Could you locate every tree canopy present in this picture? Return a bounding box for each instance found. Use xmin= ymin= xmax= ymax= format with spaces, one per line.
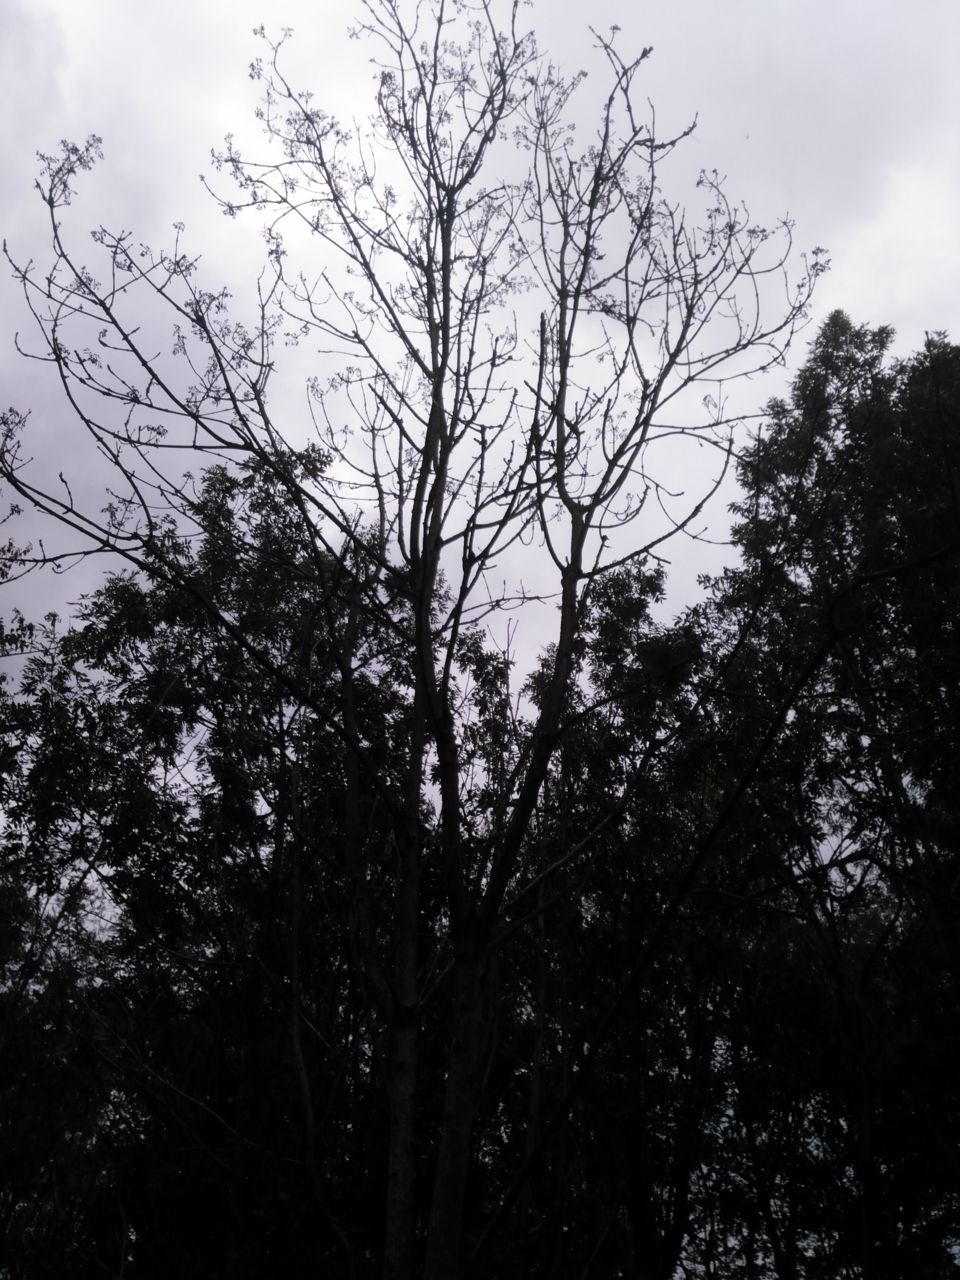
xmin=1 ymin=4 xmax=958 ymax=1278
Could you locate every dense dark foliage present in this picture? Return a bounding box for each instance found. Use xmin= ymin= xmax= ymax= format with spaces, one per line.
xmin=0 ymin=3 xmax=957 ymax=1276
xmin=3 ymin=315 xmax=959 ymax=1277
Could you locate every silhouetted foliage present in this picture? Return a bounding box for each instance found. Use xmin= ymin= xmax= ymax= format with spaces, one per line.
xmin=1 ymin=4 xmax=957 ymax=1277
xmin=3 ymin=315 xmax=960 ymax=1277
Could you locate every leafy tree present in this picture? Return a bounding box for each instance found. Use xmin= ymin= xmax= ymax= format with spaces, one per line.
xmin=4 ymin=296 xmax=960 ymax=1278
xmin=670 ymin=313 xmax=960 ymax=1277
xmin=0 ymin=4 xmax=822 ymax=1277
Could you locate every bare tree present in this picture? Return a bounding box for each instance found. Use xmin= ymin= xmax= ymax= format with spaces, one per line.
xmin=1 ymin=3 xmax=823 ymax=1276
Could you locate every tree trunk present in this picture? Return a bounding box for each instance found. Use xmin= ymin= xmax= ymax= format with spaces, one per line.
xmin=384 ymin=1005 xmax=418 ymax=1280
xmin=383 ymin=819 xmax=421 ymax=1280
xmin=423 ymin=952 xmax=486 ymax=1280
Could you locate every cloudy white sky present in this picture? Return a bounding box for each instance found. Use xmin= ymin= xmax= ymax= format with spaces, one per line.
xmin=2 ymin=0 xmax=959 ymax=621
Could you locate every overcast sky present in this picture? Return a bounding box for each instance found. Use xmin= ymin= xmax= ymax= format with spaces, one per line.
xmin=3 ymin=0 xmax=960 ymax=621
